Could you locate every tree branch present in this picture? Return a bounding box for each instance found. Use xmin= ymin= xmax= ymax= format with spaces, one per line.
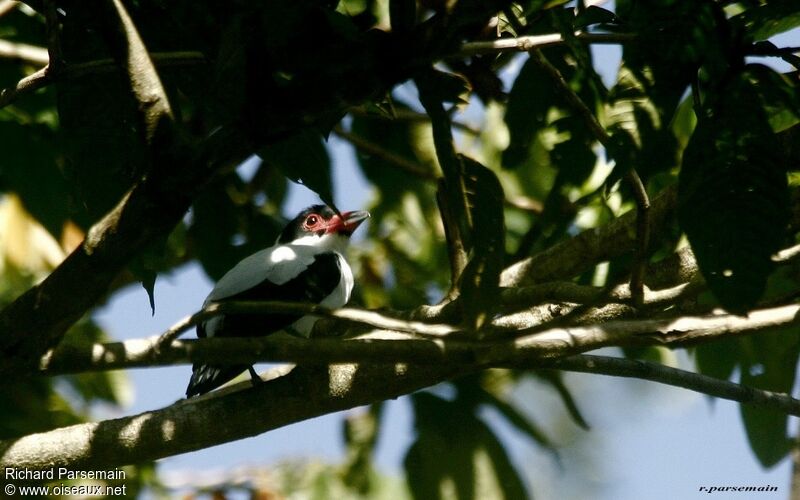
xmin=458 ymin=32 xmax=637 ymax=56
xmin=39 ymin=302 xmax=800 ymax=374
xmin=16 ymin=302 xmax=800 ymax=469
xmin=0 ymin=39 xmax=48 ymax=65
xmin=1 ymin=363 xmax=470 ymax=469
xmin=155 ymin=300 xmax=458 ymax=348
xmin=0 ymin=1 xmax=195 ymax=376
xmin=0 ymin=51 xmax=205 ymax=110
xmin=501 ymin=186 xmax=674 ymax=287
xmin=528 ymin=354 xmax=800 ymax=416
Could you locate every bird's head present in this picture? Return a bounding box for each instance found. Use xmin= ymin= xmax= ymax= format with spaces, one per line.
xmin=277 ymin=205 xmax=370 ymax=250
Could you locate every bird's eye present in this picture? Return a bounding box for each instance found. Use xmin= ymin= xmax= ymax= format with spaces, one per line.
xmin=305 ymin=215 xmax=319 ymax=226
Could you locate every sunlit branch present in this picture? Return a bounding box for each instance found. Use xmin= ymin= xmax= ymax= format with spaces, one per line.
xmin=0 ymin=38 xmax=48 ymax=64
xmin=40 ymin=302 xmax=800 ymax=375
xmin=458 ymin=32 xmax=636 ymax=57
xmin=154 ymin=300 xmax=458 ymax=348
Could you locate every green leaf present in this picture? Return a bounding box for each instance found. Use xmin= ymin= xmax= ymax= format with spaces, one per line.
xmin=573 ymin=5 xmax=618 ymax=29
xmin=473 ymin=384 xmax=557 ymax=451
xmin=458 ymin=156 xmax=506 ymax=331
xmin=615 ymin=0 xmax=721 ymax=108
xmin=678 ymin=66 xmax=790 ymax=312
xmin=415 ymin=69 xmax=472 ymax=107
xmin=350 ymin=103 xmax=437 ymax=219
xmin=0 ymin=122 xmax=70 ymax=238
xmin=538 ymin=370 xmax=590 ymax=430
xmin=189 ymin=177 xmax=283 ymax=280
xmin=502 ymin=53 xmax=560 ymax=169
xmin=744 ymin=64 xmax=800 ymax=133
xmin=342 ymin=403 xmax=383 ymax=494
xmin=731 ymin=1 xmax=800 ymax=41
xmin=606 ymin=66 xmax=680 ymax=181
xmin=694 ymin=337 xmax=740 ymax=382
xmin=259 ymin=129 xmax=334 ymax=208
xmin=739 ymin=327 xmax=800 ymax=467
xmin=404 ymin=392 xmax=528 ymax=500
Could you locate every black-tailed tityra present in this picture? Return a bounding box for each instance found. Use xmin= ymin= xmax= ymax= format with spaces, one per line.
xmin=185 ymin=205 xmax=369 ymax=397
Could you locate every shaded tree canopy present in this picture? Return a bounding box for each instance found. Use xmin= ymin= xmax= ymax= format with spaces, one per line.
xmin=1 ymin=0 xmax=800 ymax=497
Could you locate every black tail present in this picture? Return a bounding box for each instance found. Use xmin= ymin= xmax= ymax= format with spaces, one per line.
xmin=185 ymin=363 xmax=248 ymax=397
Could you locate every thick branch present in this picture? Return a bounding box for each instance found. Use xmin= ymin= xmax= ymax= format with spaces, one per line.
xmin=17 ymin=302 xmax=800 ymax=469
xmin=0 ymin=1 xmax=193 ymax=375
xmin=1 ymin=363 xmax=469 ymax=469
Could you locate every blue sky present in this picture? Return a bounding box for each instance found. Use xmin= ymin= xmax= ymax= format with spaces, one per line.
xmin=91 ymin=21 xmax=800 ymax=500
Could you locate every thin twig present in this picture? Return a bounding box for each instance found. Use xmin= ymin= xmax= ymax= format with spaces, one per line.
xmin=40 ymin=302 xmax=800 ymax=374
xmin=458 ymin=32 xmax=636 ymax=57
xmin=156 ymin=300 xmax=459 ymax=347
xmin=0 ymin=39 xmax=49 ymax=65
xmin=528 ymin=48 xmax=651 ymax=305
xmin=437 ymin=179 xmax=469 ymax=297
xmin=528 ymin=354 xmax=800 ymax=416
xmin=624 ymin=169 xmax=650 ymax=305
xmin=349 ymin=107 xmax=481 ymax=136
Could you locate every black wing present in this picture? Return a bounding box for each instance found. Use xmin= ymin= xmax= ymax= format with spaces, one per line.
xmin=186 ymin=252 xmax=342 ymax=397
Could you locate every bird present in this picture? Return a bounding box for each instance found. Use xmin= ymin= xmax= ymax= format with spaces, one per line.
xmin=185 ymin=204 xmax=369 ymax=397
